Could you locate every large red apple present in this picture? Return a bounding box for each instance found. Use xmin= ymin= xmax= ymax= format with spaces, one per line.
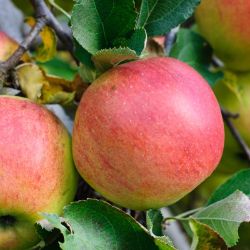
xmin=195 ymin=0 xmax=250 ymax=71
xmin=73 ymin=57 xmax=224 ymax=210
xmin=0 ymin=96 xmax=78 ymax=250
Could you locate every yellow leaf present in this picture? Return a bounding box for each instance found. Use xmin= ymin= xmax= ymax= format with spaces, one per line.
xmin=16 ymin=63 xmax=75 ymax=105
xmin=221 ymin=70 xmax=244 ymax=105
xmin=42 ymin=86 xmax=75 ymax=105
xmin=43 ymin=75 xmax=76 ymax=105
xmin=16 ymin=63 xmax=46 ymax=101
xmin=26 ymin=17 xmax=57 ymax=62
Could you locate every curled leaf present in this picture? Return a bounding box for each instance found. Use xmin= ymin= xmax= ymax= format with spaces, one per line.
xmin=219 ymin=70 xmax=244 ymax=104
xmin=16 ymin=63 xmax=76 ymax=105
xmin=189 ymin=220 xmax=228 ymax=250
xmin=38 ymin=199 xmax=175 ymax=250
xmin=193 ymin=191 xmax=250 ymax=247
xmin=26 ymin=17 xmax=57 ymax=62
xmin=92 ymin=47 xmax=138 ymax=72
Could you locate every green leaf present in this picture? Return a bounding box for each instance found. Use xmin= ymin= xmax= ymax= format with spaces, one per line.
xmin=92 ymin=47 xmax=138 ymax=72
xmin=74 ymin=40 xmax=97 ymax=83
xmin=136 ymin=0 xmax=200 ymax=36
xmin=125 ymin=28 xmax=147 ymax=55
xmin=38 ymin=56 xmax=77 ymax=81
xmin=189 ymin=63 xmax=223 ymax=87
xmin=170 ymin=28 xmax=223 ymax=86
xmin=39 ymin=199 xmax=174 ymax=250
xmin=74 ymin=40 xmax=94 ymax=68
xmin=35 ymin=223 xmax=62 ymax=250
xmin=154 ymin=237 xmax=176 ymax=250
xmin=170 ymin=29 xmax=212 ymax=65
xmin=71 ymin=0 xmax=137 ymax=54
xmin=146 ymin=210 xmax=176 ymax=249
xmin=208 ymin=169 xmax=250 ymax=205
xmin=217 ymin=70 xmax=244 ymax=104
xmin=78 ymin=63 xmax=97 ymax=83
xmin=146 ymin=209 xmax=164 ymax=236
xmin=193 ymin=191 xmax=250 ymax=247
xmin=189 ymin=220 xmax=228 ymax=250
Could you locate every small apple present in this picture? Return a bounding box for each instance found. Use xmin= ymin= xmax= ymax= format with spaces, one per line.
xmin=73 ymin=57 xmax=224 ymax=210
xmin=0 ymin=32 xmax=29 ymax=62
xmin=0 ymin=96 xmax=78 ymax=250
xmin=195 ymin=0 xmax=250 ymax=71
xmin=0 ymin=32 xmax=18 ymax=61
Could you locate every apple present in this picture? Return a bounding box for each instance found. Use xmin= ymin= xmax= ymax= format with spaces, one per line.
xmin=0 ymin=32 xmax=29 ymax=62
xmin=195 ymin=0 xmax=250 ymax=71
xmin=72 ymin=57 xmax=224 ymax=210
xmin=0 ymin=32 xmax=18 ymax=61
xmin=190 ymin=72 xmax=250 ymax=207
xmin=0 ymin=96 xmax=78 ymax=250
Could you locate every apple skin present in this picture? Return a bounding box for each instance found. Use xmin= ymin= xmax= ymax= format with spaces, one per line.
xmin=73 ymin=57 xmax=224 ymax=210
xmin=0 ymin=32 xmax=18 ymax=61
xmin=191 ymin=72 xmax=250 ymax=207
xmin=195 ymin=0 xmax=250 ymax=71
xmin=0 ymin=32 xmax=29 ymax=62
xmin=0 ymin=96 xmax=78 ymax=250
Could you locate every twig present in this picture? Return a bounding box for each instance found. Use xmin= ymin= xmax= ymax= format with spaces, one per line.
xmin=221 ymin=107 xmax=250 ymax=161
xmin=0 ymin=17 xmax=46 ymax=73
xmin=0 ymin=0 xmax=75 ymax=76
xmin=31 ymin=0 xmax=74 ymax=56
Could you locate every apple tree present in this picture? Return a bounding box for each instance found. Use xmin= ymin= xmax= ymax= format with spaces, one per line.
xmin=0 ymin=0 xmax=250 ymax=249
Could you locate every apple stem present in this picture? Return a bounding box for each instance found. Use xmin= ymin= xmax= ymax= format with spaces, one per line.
xmin=221 ymin=107 xmax=250 ymax=162
xmin=0 ymin=0 xmax=75 ymax=77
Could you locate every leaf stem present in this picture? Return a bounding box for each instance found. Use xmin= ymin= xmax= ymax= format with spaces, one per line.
xmin=48 ymin=0 xmax=71 ymax=20
xmin=163 ymin=207 xmax=202 ymax=224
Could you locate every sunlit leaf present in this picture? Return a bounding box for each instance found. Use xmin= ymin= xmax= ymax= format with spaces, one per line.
xmin=26 ymin=17 xmax=57 ymax=62
xmin=92 ymin=47 xmax=138 ymax=72
xmin=16 ymin=63 xmax=76 ymax=105
xmin=38 ymin=199 xmax=175 ymax=250
xmin=193 ymin=191 xmax=250 ymax=247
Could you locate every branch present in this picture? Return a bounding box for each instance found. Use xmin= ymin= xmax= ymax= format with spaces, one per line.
xmin=0 ymin=0 xmax=75 ymax=75
xmin=31 ymin=0 xmax=74 ymax=56
xmin=221 ymin=107 xmax=250 ymax=161
xmin=0 ymin=17 xmax=46 ymax=73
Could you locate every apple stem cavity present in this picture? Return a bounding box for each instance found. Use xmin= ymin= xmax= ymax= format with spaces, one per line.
xmin=0 ymin=215 xmax=17 ymax=228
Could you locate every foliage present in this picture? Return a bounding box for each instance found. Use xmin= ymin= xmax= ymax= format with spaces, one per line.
xmin=38 ymin=200 xmax=175 ymax=250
